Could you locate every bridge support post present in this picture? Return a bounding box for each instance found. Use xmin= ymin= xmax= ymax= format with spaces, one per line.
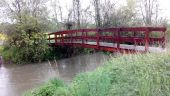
xmin=145 ymin=29 xmax=150 ymax=52
xmin=70 ymin=31 xmax=73 ymax=45
xmin=133 ymin=31 xmax=137 ymax=50
xmin=162 ymin=30 xmax=166 ymax=48
xmin=117 ymin=28 xmax=120 ymax=51
xmin=61 ymin=34 xmax=64 ymax=46
xmin=55 ymin=34 xmax=57 ymax=46
xmin=82 ymin=29 xmax=85 ymax=47
xmin=48 ymin=34 xmax=50 ymax=44
xmin=97 ymin=29 xmax=100 ymax=49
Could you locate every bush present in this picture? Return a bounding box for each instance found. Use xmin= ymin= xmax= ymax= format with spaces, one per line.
xmin=1 ymin=16 xmax=51 ymax=64
xmin=25 ymin=78 xmax=65 ymax=96
xmin=2 ymin=33 xmax=49 ymax=63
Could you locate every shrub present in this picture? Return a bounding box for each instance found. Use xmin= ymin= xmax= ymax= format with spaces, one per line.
xmin=25 ymin=78 xmax=65 ymax=96
xmin=1 ymin=16 xmax=51 ymax=64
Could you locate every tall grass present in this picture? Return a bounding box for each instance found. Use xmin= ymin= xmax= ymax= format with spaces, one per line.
xmin=25 ymin=52 xmax=170 ymax=96
xmin=25 ymin=78 xmax=66 ymax=96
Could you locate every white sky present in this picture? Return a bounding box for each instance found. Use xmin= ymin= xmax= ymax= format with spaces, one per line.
xmin=0 ymin=0 xmax=170 ymax=23
xmin=52 ymin=0 xmax=170 ymax=21
xmin=159 ymin=0 xmax=170 ymax=20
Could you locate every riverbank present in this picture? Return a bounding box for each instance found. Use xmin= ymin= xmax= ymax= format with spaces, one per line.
xmin=25 ymin=52 xmax=170 ymax=96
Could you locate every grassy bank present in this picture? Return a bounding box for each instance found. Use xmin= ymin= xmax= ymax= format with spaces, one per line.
xmin=25 ymin=52 xmax=170 ymax=96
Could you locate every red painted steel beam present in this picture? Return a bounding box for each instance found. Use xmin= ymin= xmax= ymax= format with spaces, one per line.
xmin=49 ymin=27 xmax=166 ymax=35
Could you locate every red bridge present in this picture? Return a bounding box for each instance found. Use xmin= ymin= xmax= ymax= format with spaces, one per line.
xmin=48 ymin=27 xmax=166 ymax=53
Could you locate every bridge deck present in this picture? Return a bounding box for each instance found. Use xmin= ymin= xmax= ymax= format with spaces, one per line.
xmin=52 ymin=41 xmax=165 ymax=53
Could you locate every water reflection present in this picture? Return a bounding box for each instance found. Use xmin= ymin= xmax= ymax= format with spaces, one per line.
xmin=0 ymin=53 xmax=110 ymax=96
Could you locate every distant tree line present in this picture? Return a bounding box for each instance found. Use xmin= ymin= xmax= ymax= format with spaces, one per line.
xmin=0 ymin=0 xmax=168 ymax=31
xmin=49 ymin=0 xmax=167 ymax=30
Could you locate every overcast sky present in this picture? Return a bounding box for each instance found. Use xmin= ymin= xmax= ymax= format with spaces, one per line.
xmin=159 ymin=0 xmax=170 ymax=20
xmin=0 ymin=0 xmax=170 ymax=23
xmin=51 ymin=0 xmax=170 ymax=21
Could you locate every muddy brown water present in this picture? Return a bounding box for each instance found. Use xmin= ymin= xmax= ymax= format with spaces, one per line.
xmin=0 ymin=53 xmax=110 ymax=96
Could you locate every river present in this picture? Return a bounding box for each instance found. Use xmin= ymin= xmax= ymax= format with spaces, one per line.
xmin=0 ymin=53 xmax=110 ymax=96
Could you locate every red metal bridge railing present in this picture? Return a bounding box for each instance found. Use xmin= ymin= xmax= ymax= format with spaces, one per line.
xmin=47 ymin=27 xmax=166 ymax=53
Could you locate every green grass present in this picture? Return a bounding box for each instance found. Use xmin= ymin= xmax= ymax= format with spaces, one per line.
xmin=25 ymin=52 xmax=170 ymax=96
xmin=25 ymin=78 xmax=67 ymax=96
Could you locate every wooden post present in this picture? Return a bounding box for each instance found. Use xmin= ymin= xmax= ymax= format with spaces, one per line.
xmin=70 ymin=32 xmax=73 ymax=45
xmin=85 ymin=30 xmax=88 ymax=43
xmin=133 ymin=31 xmax=137 ymax=37
xmin=133 ymin=31 xmax=137 ymax=49
xmin=82 ymin=29 xmax=84 ymax=47
xmin=55 ymin=34 xmax=57 ymax=46
xmin=117 ymin=28 xmax=120 ymax=50
xmin=162 ymin=31 xmax=166 ymax=48
xmin=75 ymin=30 xmax=78 ymax=42
xmin=61 ymin=34 xmax=64 ymax=46
xmin=145 ymin=29 xmax=150 ymax=52
xmin=112 ymin=29 xmax=116 ymax=47
xmin=97 ymin=29 xmax=100 ymax=49
xmin=48 ymin=34 xmax=50 ymax=44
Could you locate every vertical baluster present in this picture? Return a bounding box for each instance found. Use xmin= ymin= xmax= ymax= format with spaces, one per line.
xmin=162 ymin=30 xmax=166 ymax=48
xmin=70 ymin=31 xmax=73 ymax=45
xmin=97 ymin=29 xmax=100 ymax=49
xmin=117 ymin=28 xmax=120 ymax=51
xmin=145 ymin=28 xmax=150 ymax=52
xmin=75 ymin=31 xmax=77 ymax=42
xmin=133 ymin=31 xmax=137 ymax=49
xmin=113 ymin=29 xmax=116 ymax=48
xmin=86 ymin=30 xmax=88 ymax=43
xmin=55 ymin=34 xmax=57 ymax=46
xmin=82 ymin=29 xmax=84 ymax=47
xmin=61 ymin=34 xmax=64 ymax=46
xmin=48 ymin=34 xmax=50 ymax=44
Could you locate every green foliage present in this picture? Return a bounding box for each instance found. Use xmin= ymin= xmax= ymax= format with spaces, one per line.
xmin=3 ymin=33 xmax=49 ymax=63
xmin=54 ymin=87 xmax=69 ymax=96
xmin=1 ymin=46 xmax=15 ymax=62
xmin=167 ymin=26 xmax=170 ymax=40
xmin=104 ymin=53 xmax=170 ymax=96
xmin=1 ymin=16 xmax=51 ymax=64
xmin=26 ymin=52 xmax=170 ymax=96
xmin=0 ymin=46 xmax=4 ymax=53
xmin=25 ymin=78 xmax=65 ymax=96
xmin=71 ymin=71 xmax=111 ymax=96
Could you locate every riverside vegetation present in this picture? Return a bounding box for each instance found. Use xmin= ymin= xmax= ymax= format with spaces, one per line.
xmin=0 ymin=15 xmax=95 ymax=64
xmin=25 ymin=51 xmax=170 ymax=96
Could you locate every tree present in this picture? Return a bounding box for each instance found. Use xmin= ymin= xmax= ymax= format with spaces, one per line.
xmin=73 ymin=0 xmax=81 ymax=29
xmin=0 ymin=0 xmax=51 ymax=63
xmin=138 ymin=0 xmax=163 ymax=26
xmin=98 ymin=0 xmax=136 ymax=27
xmin=100 ymin=0 xmax=116 ymax=28
xmin=93 ymin=0 xmax=102 ymax=28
